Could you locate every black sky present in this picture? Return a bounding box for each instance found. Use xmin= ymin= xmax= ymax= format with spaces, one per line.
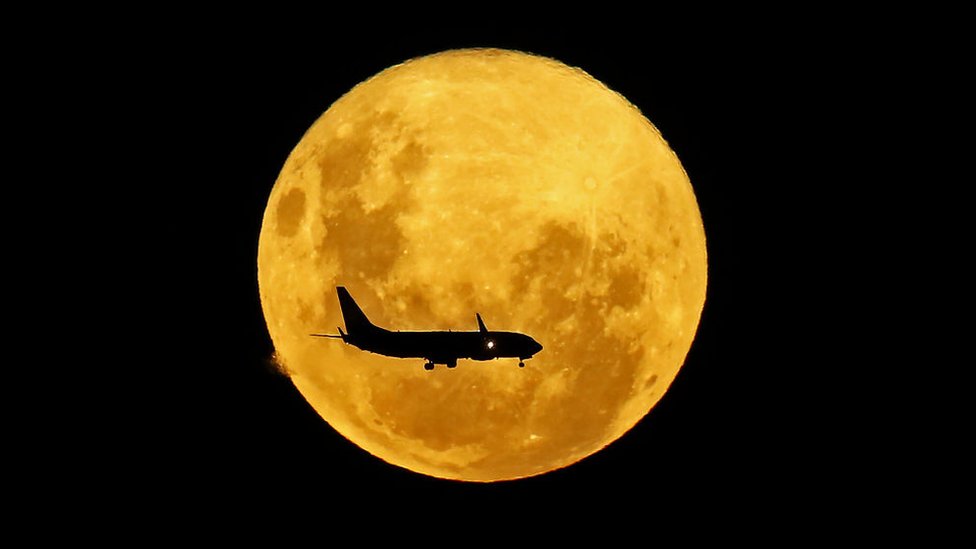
xmin=83 ymin=20 xmax=884 ymax=528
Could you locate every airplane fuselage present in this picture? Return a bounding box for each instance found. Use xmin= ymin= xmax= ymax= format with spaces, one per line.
xmin=345 ymin=327 xmax=540 ymax=366
xmin=313 ymin=287 xmax=543 ymax=370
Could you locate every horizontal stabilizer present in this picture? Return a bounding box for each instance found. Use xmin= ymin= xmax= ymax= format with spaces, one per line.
xmin=310 ymin=326 xmax=346 ymax=341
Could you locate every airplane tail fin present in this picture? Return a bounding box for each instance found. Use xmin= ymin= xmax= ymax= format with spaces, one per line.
xmin=337 ymin=286 xmax=376 ymax=335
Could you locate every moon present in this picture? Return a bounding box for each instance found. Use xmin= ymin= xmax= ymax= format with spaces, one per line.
xmin=257 ymin=49 xmax=706 ymax=481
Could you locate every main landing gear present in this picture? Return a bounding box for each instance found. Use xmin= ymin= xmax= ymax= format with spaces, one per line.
xmin=424 ymin=361 xmax=435 ymax=371
xmin=519 ymin=360 xmax=525 ymax=368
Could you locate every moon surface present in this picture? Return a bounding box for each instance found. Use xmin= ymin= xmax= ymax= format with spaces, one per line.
xmin=257 ymin=49 xmax=706 ymax=481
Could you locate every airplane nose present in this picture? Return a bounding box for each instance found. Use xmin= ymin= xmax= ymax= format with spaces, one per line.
xmin=532 ymin=340 xmax=543 ymax=354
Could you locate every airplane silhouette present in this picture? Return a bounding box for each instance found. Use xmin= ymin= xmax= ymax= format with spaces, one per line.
xmin=312 ymin=286 xmax=543 ymax=370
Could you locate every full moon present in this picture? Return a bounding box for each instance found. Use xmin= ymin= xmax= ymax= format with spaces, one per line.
xmin=257 ymin=49 xmax=706 ymax=481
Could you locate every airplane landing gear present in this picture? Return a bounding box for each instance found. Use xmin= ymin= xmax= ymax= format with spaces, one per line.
xmin=424 ymin=361 xmax=435 ymax=371
xmin=519 ymin=360 xmax=525 ymax=368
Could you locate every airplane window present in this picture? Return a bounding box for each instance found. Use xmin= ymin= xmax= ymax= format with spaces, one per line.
xmin=487 ymin=340 xmax=495 ymax=349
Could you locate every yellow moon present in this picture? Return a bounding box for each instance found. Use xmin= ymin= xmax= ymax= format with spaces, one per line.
xmin=257 ymin=49 xmax=706 ymax=481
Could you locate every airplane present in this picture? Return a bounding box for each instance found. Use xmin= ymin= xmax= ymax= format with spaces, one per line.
xmin=312 ymin=286 xmax=543 ymax=370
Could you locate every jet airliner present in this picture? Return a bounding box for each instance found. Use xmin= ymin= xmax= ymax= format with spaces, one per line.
xmin=312 ymin=286 xmax=543 ymax=370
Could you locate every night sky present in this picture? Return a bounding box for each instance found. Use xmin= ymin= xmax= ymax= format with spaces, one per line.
xmin=93 ymin=21 xmax=869 ymax=527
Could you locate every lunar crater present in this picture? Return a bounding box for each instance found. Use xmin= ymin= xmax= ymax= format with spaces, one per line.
xmin=275 ymin=188 xmax=306 ymax=237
